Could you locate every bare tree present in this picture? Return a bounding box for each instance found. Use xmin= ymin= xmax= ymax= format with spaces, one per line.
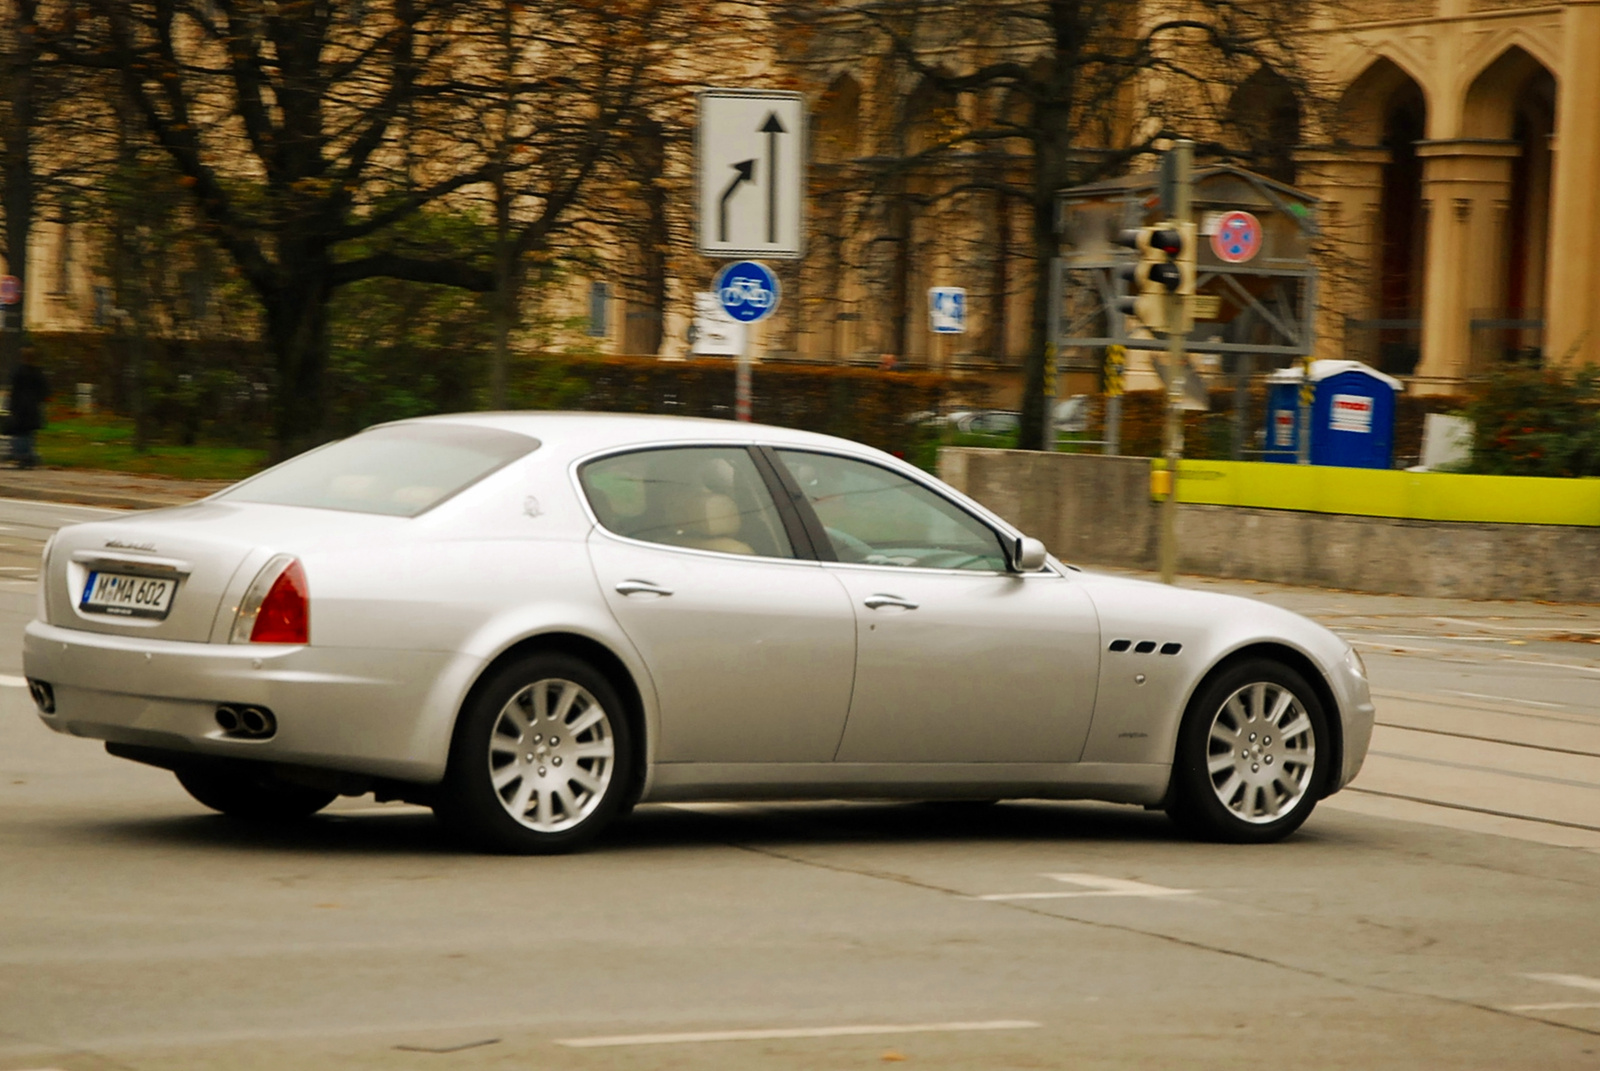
xmin=444 ymin=1 xmax=749 ymax=405
xmin=777 ymin=0 xmax=1325 ymax=449
xmin=49 ymin=1 xmax=495 ymax=455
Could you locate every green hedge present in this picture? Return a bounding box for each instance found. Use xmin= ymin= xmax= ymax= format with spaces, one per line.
xmin=512 ymin=354 xmax=971 ymax=463
xmin=26 ymin=333 xmax=970 ymax=464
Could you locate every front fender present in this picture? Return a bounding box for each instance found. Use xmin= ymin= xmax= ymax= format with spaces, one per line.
xmin=1074 ymin=575 xmax=1363 ymax=781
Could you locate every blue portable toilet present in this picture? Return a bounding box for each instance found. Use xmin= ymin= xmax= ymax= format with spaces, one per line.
xmin=1263 ymin=360 xmax=1402 ymax=468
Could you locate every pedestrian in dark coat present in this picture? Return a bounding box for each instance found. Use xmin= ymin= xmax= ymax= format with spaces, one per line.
xmin=8 ymin=346 xmax=50 ymax=469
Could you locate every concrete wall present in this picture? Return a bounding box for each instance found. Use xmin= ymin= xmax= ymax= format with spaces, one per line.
xmin=940 ymin=448 xmax=1600 ymax=603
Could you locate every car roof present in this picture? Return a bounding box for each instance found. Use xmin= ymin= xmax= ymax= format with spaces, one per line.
xmin=388 ymin=411 xmax=893 ymax=462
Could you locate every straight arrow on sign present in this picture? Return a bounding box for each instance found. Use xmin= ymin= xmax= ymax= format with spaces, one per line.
xmin=760 ymin=112 xmax=786 ymax=244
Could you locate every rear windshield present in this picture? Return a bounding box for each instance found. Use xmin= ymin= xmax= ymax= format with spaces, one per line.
xmin=219 ymin=424 xmax=539 ymax=517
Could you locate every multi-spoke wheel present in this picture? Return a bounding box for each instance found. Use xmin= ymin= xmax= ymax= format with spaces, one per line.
xmin=436 ymin=652 xmax=635 ymax=854
xmin=1167 ymin=658 xmax=1330 ymax=843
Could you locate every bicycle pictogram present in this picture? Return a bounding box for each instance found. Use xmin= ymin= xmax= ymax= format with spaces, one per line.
xmin=719 ymin=276 xmax=774 ymax=310
xmin=715 ymin=261 xmax=781 ymax=323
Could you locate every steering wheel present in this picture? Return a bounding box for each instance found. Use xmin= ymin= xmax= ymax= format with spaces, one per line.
xmin=824 ymin=527 xmax=875 ymax=563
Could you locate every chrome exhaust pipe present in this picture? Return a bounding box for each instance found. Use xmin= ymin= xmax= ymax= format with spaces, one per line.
xmin=215 ymin=705 xmax=242 ymax=733
xmin=27 ymin=679 xmax=55 ymax=715
xmin=238 ymin=706 xmax=275 ymax=738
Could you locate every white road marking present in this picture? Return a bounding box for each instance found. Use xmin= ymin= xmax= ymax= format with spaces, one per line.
xmin=556 ymin=1020 xmax=1040 ymax=1048
xmin=1506 ymin=658 xmax=1600 ymax=676
xmin=1347 ymin=638 xmax=1441 ymax=654
xmin=0 ymin=674 xmax=29 ymax=688
xmin=324 ymin=804 xmax=433 ymax=818
xmin=976 ymin=873 xmax=1194 ymax=902
xmin=1443 ymin=690 xmax=1568 ymax=710
xmin=1431 ymin=617 xmax=1580 ymax=633
xmin=1523 ymin=972 xmax=1600 ymax=994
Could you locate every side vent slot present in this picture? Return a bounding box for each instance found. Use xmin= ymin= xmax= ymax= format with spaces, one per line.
xmin=1159 ymin=642 xmax=1183 ymax=656
xmin=1108 ymin=639 xmax=1132 ymax=652
xmin=1133 ymin=641 xmax=1157 ymax=654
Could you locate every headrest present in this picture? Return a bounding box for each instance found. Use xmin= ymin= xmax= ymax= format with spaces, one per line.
xmin=697 ymin=493 xmax=741 ymax=537
xmin=698 ymin=457 xmax=737 ymax=495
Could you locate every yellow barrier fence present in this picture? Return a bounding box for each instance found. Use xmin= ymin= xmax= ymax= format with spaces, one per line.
xmin=1158 ymin=460 xmax=1600 ymax=527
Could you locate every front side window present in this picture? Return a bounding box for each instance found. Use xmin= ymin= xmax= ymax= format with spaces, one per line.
xmin=777 ymin=450 xmax=1007 ymax=571
xmin=219 ymin=424 xmax=539 ymax=517
xmin=580 ymin=446 xmax=794 ymax=559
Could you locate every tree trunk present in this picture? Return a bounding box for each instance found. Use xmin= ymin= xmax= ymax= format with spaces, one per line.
xmin=1020 ymin=46 xmax=1079 ymax=451
xmin=264 ymin=268 xmax=333 ymax=460
xmin=490 ymin=168 xmax=513 ymax=410
xmin=0 ymin=2 xmax=38 ymax=381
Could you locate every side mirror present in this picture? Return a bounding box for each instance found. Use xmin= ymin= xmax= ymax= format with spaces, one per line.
xmin=1010 ymin=536 xmax=1048 ymax=573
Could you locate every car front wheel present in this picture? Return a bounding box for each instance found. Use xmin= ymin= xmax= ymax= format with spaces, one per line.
xmin=435 ymin=652 xmax=634 ymax=854
xmin=1167 ymin=658 xmax=1330 ymax=843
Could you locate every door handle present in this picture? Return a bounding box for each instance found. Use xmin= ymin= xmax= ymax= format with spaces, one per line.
xmin=863 ymin=593 xmax=919 ymax=611
xmin=615 ymin=579 xmax=673 ymax=598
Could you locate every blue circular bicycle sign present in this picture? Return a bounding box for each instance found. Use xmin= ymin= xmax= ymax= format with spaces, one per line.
xmin=715 ymin=260 xmax=780 ymax=323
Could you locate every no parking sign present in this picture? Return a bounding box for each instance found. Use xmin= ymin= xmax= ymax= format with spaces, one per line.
xmin=1209 ymin=211 xmax=1262 ymax=264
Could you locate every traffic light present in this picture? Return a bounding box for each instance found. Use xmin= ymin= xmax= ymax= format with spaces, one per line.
xmin=1114 ymin=222 xmax=1197 ymax=333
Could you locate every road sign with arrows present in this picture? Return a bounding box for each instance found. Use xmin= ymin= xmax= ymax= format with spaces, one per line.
xmin=697 ymin=89 xmax=805 ymax=259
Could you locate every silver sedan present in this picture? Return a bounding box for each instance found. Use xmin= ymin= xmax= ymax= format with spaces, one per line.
xmin=23 ymin=413 xmax=1374 ymax=852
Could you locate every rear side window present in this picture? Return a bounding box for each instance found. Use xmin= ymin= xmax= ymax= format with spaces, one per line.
xmin=580 ymin=446 xmax=794 ymax=559
xmin=219 ymin=424 xmax=539 ymax=517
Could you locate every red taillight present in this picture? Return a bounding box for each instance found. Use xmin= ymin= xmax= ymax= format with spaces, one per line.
xmin=250 ymin=559 xmax=309 ymax=644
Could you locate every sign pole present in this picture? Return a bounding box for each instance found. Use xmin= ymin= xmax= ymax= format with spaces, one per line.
xmin=1297 ymin=357 xmax=1314 ymax=464
xmin=1103 ymin=345 xmax=1125 ymax=456
xmin=1159 ymin=140 xmax=1194 ymax=586
xmin=714 ymin=260 xmax=779 ymax=422
xmin=736 ymin=327 xmax=753 ymax=422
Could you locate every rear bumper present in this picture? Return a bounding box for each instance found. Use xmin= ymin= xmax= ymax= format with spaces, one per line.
xmin=23 ymin=620 xmax=483 ymax=783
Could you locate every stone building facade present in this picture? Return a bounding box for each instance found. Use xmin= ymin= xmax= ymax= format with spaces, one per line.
xmin=9 ymin=1 xmax=1600 ymax=403
xmin=765 ymin=0 xmax=1600 ymax=400
xmin=1298 ymin=0 xmax=1600 ymax=390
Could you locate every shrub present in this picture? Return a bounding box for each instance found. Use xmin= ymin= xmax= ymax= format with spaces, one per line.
xmin=1464 ymin=364 xmax=1600 ymax=477
xmin=511 ymin=354 xmax=966 ymax=464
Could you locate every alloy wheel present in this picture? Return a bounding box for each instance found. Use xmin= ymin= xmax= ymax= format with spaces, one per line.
xmin=1204 ymin=680 xmax=1317 ymax=824
xmin=487 ymin=678 xmax=616 ymax=832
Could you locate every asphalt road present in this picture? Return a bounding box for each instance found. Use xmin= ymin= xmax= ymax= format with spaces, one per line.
xmin=1 ymin=499 xmax=1597 ymax=1070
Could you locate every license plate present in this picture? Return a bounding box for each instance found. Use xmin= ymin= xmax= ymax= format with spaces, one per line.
xmin=80 ymin=571 xmax=177 ymax=619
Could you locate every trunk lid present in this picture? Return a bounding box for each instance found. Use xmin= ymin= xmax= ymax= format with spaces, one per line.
xmin=43 ymin=501 xmax=410 ymax=643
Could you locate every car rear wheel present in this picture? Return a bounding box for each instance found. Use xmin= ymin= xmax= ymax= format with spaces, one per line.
xmin=435 ymin=652 xmax=634 ymax=854
xmin=1167 ymin=658 xmax=1329 ymax=843
xmin=175 ymin=765 xmax=337 ymax=821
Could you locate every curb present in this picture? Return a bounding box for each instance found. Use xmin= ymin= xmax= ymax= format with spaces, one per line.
xmin=0 ymin=483 xmax=203 ymax=510
xmin=0 ymin=470 xmax=231 ymax=511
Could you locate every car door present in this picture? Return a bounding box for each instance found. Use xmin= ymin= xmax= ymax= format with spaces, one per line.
xmin=772 ymin=448 xmax=1101 ymax=764
xmin=581 ymin=444 xmax=856 ymax=764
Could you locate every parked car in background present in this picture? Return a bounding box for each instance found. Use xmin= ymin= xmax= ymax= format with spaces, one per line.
xmin=24 ymin=413 xmax=1373 ymax=853
xmin=954 ymin=410 xmax=1021 ymax=434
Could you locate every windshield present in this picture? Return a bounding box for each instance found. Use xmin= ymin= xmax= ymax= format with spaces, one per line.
xmin=218 ymin=424 xmax=539 ymax=517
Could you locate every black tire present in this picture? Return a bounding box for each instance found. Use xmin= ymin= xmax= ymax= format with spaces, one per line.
xmin=434 ymin=652 xmax=635 ymax=854
xmin=176 ymin=764 xmax=337 ymax=821
xmin=1166 ymin=658 xmax=1330 ymax=844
